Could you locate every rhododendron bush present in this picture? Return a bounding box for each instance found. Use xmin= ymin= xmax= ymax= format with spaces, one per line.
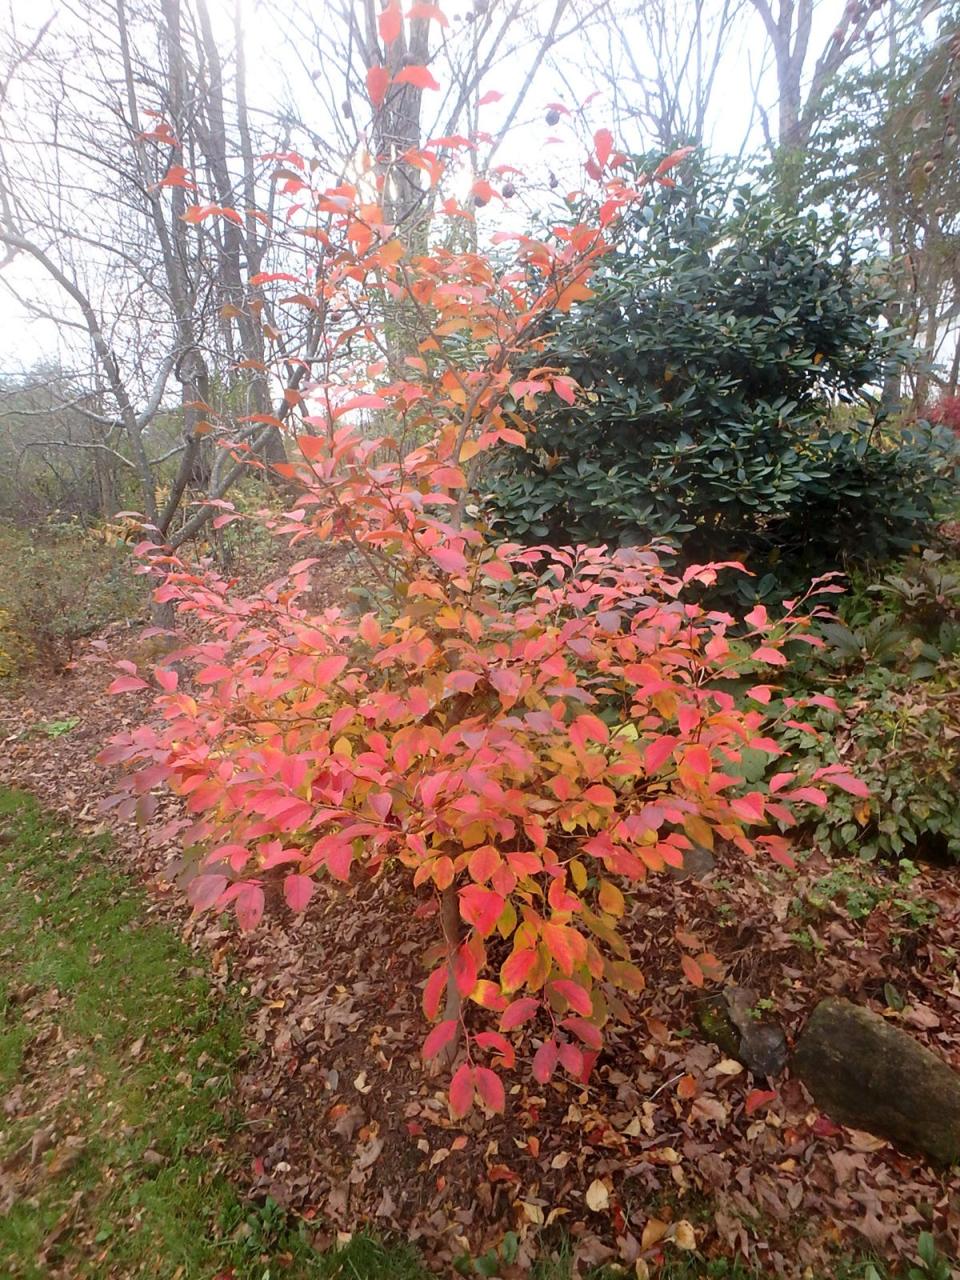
xmin=99 ymin=74 xmax=861 ymax=1117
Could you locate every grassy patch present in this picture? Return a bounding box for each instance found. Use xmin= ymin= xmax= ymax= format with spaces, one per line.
xmin=0 ymin=788 xmax=428 ymax=1279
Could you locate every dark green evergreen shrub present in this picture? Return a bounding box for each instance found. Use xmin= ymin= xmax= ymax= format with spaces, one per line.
xmin=489 ymin=175 xmax=958 ymax=602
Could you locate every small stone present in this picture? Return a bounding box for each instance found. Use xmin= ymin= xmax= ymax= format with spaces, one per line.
xmin=667 ymin=844 xmax=716 ymax=881
xmin=794 ymin=998 xmax=960 ymax=1164
xmin=141 ymin=1148 xmax=165 ymax=1167
xmin=698 ymin=986 xmax=787 ymax=1078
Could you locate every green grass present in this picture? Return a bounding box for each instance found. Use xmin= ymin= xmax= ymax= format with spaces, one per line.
xmin=0 ymin=788 xmax=430 ymax=1279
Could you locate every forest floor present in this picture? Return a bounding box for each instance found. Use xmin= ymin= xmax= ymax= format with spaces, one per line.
xmin=0 ymin=604 xmax=958 ymax=1279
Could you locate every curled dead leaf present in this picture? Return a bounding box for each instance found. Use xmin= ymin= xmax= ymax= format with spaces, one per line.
xmin=670 ymin=1220 xmax=697 ymax=1251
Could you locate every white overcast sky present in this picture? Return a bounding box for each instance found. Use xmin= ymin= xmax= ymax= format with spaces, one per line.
xmin=0 ymin=0 xmax=841 ymax=374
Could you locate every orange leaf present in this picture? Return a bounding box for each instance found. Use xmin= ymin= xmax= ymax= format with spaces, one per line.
xmin=394 ymin=64 xmax=440 ymax=91
xmin=378 ymin=2 xmax=402 ymax=43
xmin=501 ymin=947 xmax=537 ymax=992
xmin=366 ymin=65 xmax=390 ymax=107
xmin=681 ymin=954 xmax=704 ymax=987
xmin=677 ymin=1074 xmax=699 ymax=1100
xmin=594 ymin=128 xmax=613 ymax=168
xmin=407 ymin=2 xmax=448 ymax=23
xmin=745 ymin=1088 xmax=777 ymax=1116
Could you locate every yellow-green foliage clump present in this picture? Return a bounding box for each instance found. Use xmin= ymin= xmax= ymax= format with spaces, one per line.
xmin=0 ymin=522 xmax=146 ymax=674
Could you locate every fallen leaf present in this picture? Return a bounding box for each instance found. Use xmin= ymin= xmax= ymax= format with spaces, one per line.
xmin=641 ymin=1218 xmax=668 ymax=1249
xmin=671 ymin=1220 xmax=697 ymax=1251
xmin=585 ymin=1178 xmax=610 ymax=1212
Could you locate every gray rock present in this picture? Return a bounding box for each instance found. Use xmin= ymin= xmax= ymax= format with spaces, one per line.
xmin=698 ymin=986 xmax=788 ymax=1078
xmin=667 ymin=844 xmax=716 ymax=881
xmin=793 ymin=998 xmax=960 ymax=1164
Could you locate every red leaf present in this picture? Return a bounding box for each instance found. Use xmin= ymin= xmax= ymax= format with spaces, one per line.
xmin=819 ymin=770 xmax=870 ymax=798
xmin=478 ymin=89 xmax=503 ymax=106
xmin=188 ymin=874 xmax=228 ymax=913
xmin=449 ymin=1063 xmax=474 ymax=1117
xmin=108 ymin=675 xmax=149 ymax=694
xmin=458 ymin=885 xmax=505 ymax=936
xmin=394 ymin=65 xmax=440 ymax=91
xmin=422 ymin=1018 xmax=458 ymax=1061
xmin=745 ymin=1088 xmax=777 ymax=1117
xmin=235 ymin=883 xmax=265 ymax=931
xmin=532 ymin=1038 xmax=558 ymax=1084
xmin=429 ymin=546 xmax=468 ymax=574
xmin=366 ymin=65 xmax=390 ymax=107
xmin=422 ymin=965 xmax=447 ymax=1019
xmin=558 ymin=1041 xmax=584 ymax=1078
xmin=335 ymin=393 xmax=389 ymax=414
xmin=315 ymin=654 xmax=348 ymax=684
xmin=500 ymin=996 xmax=539 ymax=1030
xmin=552 ymin=375 xmax=578 ymax=405
xmin=644 ymin=735 xmax=677 ymax=773
xmin=283 ymin=874 xmax=314 ymax=912
xmin=752 ymin=645 xmax=787 ymax=666
xmin=549 ymin=979 xmax=593 ymax=1017
xmin=378 ymin=2 xmax=402 ymax=43
xmin=561 ymin=1016 xmax=602 ymax=1050
xmin=325 ymin=841 xmax=353 ymax=881
xmin=474 ymin=1030 xmax=514 ymax=1066
xmin=789 ymin=786 xmax=829 ymax=808
xmin=569 ymin=713 xmax=609 ymax=750
xmin=474 ymin=1066 xmax=505 ymax=1112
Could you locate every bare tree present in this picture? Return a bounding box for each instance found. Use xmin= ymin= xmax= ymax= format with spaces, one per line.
xmin=0 ymin=0 xmax=303 ymax=557
xmin=748 ymin=0 xmax=888 ymax=157
xmin=581 ymin=0 xmax=747 ymax=155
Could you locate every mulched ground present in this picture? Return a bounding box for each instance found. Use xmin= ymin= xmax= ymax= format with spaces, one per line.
xmin=2 ymin=585 xmax=959 ymax=1277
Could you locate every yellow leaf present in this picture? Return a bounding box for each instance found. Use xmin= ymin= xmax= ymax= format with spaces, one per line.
xmin=585 ymin=1179 xmax=609 ymax=1212
xmin=569 ymin=859 xmax=588 ymax=891
xmin=598 ymin=879 xmax=625 ymax=918
xmin=671 ymin=1220 xmax=697 ymax=1251
xmin=333 ymin=736 xmax=353 ymax=757
xmin=641 ymin=1218 xmax=669 ymax=1248
xmin=653 ymin=690 xmax=677 ymax=719
xmin=682 ymin=814 xmax=714 ymax=849
xmin=497 ymin=898 xmax=517 ymax=940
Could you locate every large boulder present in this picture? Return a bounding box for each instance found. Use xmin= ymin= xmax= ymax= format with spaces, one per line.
xmin=793 ymin=998 xmax=960 ymax=1164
